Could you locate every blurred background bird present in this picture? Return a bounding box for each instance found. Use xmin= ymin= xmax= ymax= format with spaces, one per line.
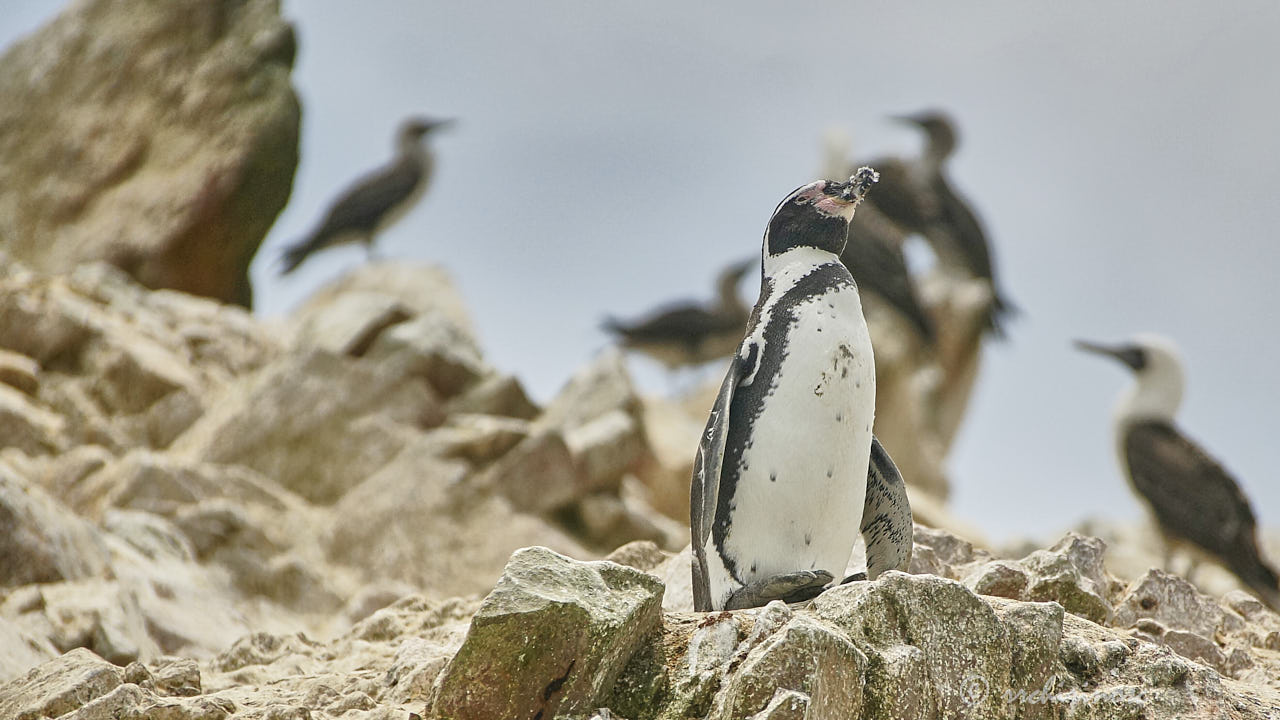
xmin=1077 ymin=335 xmax=1280 ymax=609
xmin=603 ymin=257 xmax=755 ymax=382
xmin=279 ymin=116 xmax=451 ymax=275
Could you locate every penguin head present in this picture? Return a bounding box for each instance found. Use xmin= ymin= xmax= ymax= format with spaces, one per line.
xmin=765 ymin=169 xmax=878 ymax=259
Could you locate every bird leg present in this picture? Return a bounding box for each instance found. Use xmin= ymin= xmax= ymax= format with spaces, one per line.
xmin=723 ymin=570 xmax=834 ymax=610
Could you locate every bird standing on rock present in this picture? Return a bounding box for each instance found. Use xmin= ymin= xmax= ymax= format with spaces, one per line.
xmin=279 ymin=116 xmax=451 ymax=275
xmin=691 ymin=168 xmax=913 ymax=612
xmin=603 ymin=258 xmax=754 ymax=373
xmin=891 ymin=110 xmax=1015 ymax=336
xmin=1077 ymin=335 xmax=1280 ymax=609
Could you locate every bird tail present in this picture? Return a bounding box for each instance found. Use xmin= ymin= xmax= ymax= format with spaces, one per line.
xmin=1233 ymin=554 xmax=1280 ymax=612
xmin=984 ymin=288 xmax=1019 ymax=339
xmin=278 ymin=237 xmax=316 ymax=276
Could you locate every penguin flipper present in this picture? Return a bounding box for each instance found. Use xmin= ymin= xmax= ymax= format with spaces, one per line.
xmin=861 ymin=435 xmax=914 ymax=579
xmin=690 ymin=345 xmax=748 ymax=611
xmin=723 ymin=570 xmax=834 ymax=610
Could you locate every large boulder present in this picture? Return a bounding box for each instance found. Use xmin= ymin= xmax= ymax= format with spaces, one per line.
xmin=0 ymin=0 xmax=300 ymax=307
xmin=0 ymin=648 xmax=123 ymax=720
xmin=431 ymin=546 xmax=665 ymax=720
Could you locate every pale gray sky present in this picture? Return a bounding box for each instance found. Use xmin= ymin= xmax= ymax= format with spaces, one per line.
xmin=4 ymin=2 xmax=1279 ymax=543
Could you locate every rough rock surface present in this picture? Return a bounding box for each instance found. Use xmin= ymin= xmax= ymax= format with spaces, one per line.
xmin=0 ymin=0 xmax=300 ymax=307
xmin=1 ymin=17 xmax=1278 ymax=709
xmin=432 ymin=547 xmax=664 ymax=719
xmin=0 ymin=250 xmax=688 ymax=698
xmin=0 ymin=242 xmax=1278 ymax=718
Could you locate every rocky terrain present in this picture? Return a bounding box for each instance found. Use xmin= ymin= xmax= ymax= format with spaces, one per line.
xmin=3 ymin=1 xmax=1280 ymax=718
xmin=1 ymin=253 xmax=1279 ymax=719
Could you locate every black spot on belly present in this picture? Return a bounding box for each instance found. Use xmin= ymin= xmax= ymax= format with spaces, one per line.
xmin=804 ymin=533 xmax=812 ymax=546
xmin=770 ymin=471 xmax=777 ymax=483
xmin=826 ymin=468 xmax=833 ymax=478
xmin=841 ymin=368 xmax=848 ymax=379
xmin=835 ymin=413 xmax=843 ymax=422
xmin=750 ymin=562 xmax=758 ymax=573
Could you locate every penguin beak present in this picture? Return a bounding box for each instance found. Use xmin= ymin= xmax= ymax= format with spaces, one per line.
xmin=835 ymin=167 xmax=879 ymax=202
xmin=1073 ymin=339 xmax=1144 ymax=371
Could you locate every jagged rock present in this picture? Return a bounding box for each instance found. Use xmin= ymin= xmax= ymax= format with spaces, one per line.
xmin=0 ymin=647 xmax=123 ymax=720
xmin=293 ymin=262 xmax=476 ymax=340
xmin=660 ymin=546 xmax=697 ymax=613
xmin=210 ymin=632 xmax=322 ymax=674
xmin=540 ymin=348 xmax=639 ymax=434
xmin=431 ymin=546 xmax=665 ymax=720
xmin=1111 ymin=568 xmax=1254 ymax=676
xmin=0 ymin=464 xmax=111 ymax=588
xmin=446 ymin=373 xmax=540 ymax=420
xmin=0 ymin=616 xmax=59 ymax=685
xmin=152 ymin=657 xmax=202 ymax=697
xmin=812 ymin=572 xmax=1014 ymax=718
xmin=422 ymin=413 xmax=530 ymax=464
xmin=1114 ymin=568 xmax=1238 ymax=640
xmin=289 ymin=290 xmax=413 ymax=357
xmin=606 ymin=541 xmax=670 ymax=575
xmin=565 ymin=408 xmax=646 ymax=494
xmin=957 ymin=533 xmax=1115 ymax=625
xmin=365 ymin=312 xmax=488 ymax=399
xmin=0 ymin=348 xmax=39 ymax=395
xmin=480 ymin=427 xmax=584 ymax=513
xmin=0 ymin=384 xmax=66 ymax=455
xmin=569 ymin=478 xmax=685 ymax=552
xmin=715 ymin=615 xmax=866 ymax=719
xmin=0 ymin=0 xmax=299 ymax=307
xmin=1016 ymin=533 xmax=1114 ymax=624
xmin=745 ymin=689 xmax=810 ymax=720
xmin=57 ymin=682 xmax=235 ymax=720
xmin=325 ymin=442 xmax=591 ymax=596
xmin=171 ymin=349 xmax=440 ymax=504
xmin=633 ymin=392 xmax=705 ymax=523
xmin=70 ymin=449 xmax=295 ymax=523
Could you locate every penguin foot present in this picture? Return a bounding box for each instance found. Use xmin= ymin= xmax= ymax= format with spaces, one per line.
xmin=724 ymin=570 xmax=834 ymax=610
xmin=840 ymin=572 xmax=867 ymax=584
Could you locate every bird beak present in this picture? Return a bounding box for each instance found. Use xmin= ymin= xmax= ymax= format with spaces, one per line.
xmin=889 ymin=113 xmax=923 ymax=127
xmin=1073 ymin=339 xmax=1143 ymax=370
xmin=837 ymin=167 xmax=879 ymax=203
xmin=429 ymin=119 xmax=456 ymax=132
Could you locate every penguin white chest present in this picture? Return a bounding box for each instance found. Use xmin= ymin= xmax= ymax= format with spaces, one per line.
xmin=724 ymin=286 xmax=875 ymax=583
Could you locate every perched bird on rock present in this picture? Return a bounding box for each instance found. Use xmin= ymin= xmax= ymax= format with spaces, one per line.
xmin=1077 ymin=335 xmax=1280 ymax=609
xmin=891 ymin=110 xmax=1015 ymax=336
xmin=691 ymin=168 xmax=913 ymax=612
xmin=604 ymin=258 xmax=755 ymax=371
xmin=279 ymin=116 xmax=451 ymax=275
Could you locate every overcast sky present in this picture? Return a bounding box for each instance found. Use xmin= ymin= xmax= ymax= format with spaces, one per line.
xmin=4 ymin=2 xmax=1279 ymax=544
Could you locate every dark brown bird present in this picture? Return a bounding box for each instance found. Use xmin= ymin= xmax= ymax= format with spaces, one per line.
xmin=892 ymin=110 xmax=1015 ymax=336
xmin=279 ymin=116 xmax=452 ymax=275
xmin=604 ymin=258 xmax=754 ymax=371
xmin=1078 ymin=335 xmax=1280 ymax=609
